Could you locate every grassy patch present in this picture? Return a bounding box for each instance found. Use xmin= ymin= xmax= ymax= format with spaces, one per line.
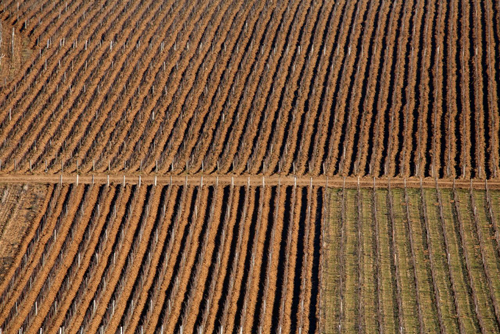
xmin=323 ymin=187 xmax=500 ymax=333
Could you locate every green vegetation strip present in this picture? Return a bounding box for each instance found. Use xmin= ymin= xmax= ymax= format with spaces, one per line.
xmin=323 ymin=187 xmax=500 ymax=334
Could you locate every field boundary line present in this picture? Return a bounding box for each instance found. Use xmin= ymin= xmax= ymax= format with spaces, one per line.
xmin=0 ymin=174 xmax=500 ymax=189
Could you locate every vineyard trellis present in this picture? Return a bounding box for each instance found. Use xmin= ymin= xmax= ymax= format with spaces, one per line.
xmin=0 ymin=0 xmax=500 ymax=333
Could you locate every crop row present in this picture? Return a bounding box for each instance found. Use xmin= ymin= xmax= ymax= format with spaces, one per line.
xmin=323 ymin=179 xmax=500 ymax=333
xmin=0 ymin=0 xmax=499 ymax=178
xmin=0 ymin=183 xmax=323 ymax=333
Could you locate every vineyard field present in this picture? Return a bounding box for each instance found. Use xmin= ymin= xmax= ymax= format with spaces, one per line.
xmin=0 ymin=0 xmax=497 ymax=178
xmin=0 ymin=184 xmax=46 ymax=284
xmin=0 ymin=183 xmax=323 ymax=333
xmin=324 ymin=184 xmax=500 ymax=333
xmin=0 ymin=0 xmax=500 ymax=332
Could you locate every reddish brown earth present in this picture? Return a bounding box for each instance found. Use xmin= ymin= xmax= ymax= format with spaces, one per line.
xmin=0 ymin=183 xmax=324 ymax=333
xmin=0 ymin=0 xmax=499 ymax=332
xmin=0 ymin=0 xmax=496 ymax=179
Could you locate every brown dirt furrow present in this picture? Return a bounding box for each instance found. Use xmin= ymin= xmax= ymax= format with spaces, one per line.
xmin=295 ymin=0 xmax=342 ymax=176
xmin=471 ymin=0 xmax=486 ymax=179
xmin=23 ymin=185 xmax=101 ymax=333
xmin=21 ymin=0 xmax=68 ymax=32
xmin=11 ymin=0 xmax=71 ymax=40
xmin=62 ymin=2 xmax=188 ymax=172
xmin=103 ymin=186 xmax=162 ymax=333
xmin=318 ymin=186 xmax=330 ymax=333
xmin=244 ymin=0 xmax=312 ymax=175
xmin=142 ymin=186 xmax=195 ymax=333
xmin=219 ymin=0 xmax=314 ymax=176
xmin=188 ymin=184 xmax=230 ymax=331
xmin=46 ymin=0 xmax=169 ymax=173
xmin=44 ymin=186 xmax=116 ymax=333
xmin=484 ymin=0 xmax=500 ymax=178
xmin=0 ymin=0 xmax=40 ymax=26
xmin=215 ymin=185 xmax=251 ymax=332
xmin=203 ymin=185 xmax=240 ymax=334
xmin=124 ymin=0 xmax=245 ymax=174
xmin=96 ymin=0 xmax=217 ymax=173
xmin=322 ymin=0 xmax=367 ymax=176
xmin=80 ymin=0 xmax=211 ymax=174
xmin=299 ymin=185 xmax=318 ymax=333
xmin=161 ymin=186 xmax=211 ymax=333
xmin=94 ymin=0 xmax=210 ymax=174
xmin=58 ymin=185 xmax=129 ymax=333
xmin=153 ymin=185 xmax=201 ymax=331
xmin=6 ymin=0 xmax=147 ymax=172
xmin=229 ymin=0 xmax=302 ymax=175
xmin=443 ymin=0 xmax=459 ymax=178
xmin=101 ymin=0 xmax=233 ymax=173
xmin=398 ymin=0 xmax=426 ymax=177
xmin=0 ymin=184 xmax=85 ymax=331
xmin=129 ymin=0 xmax=252 ymax=173
xmin=171 ymin=0 xmax=274 ymax=175
xmin=336 ymin=0 xmax=380 ymax=176
xmin=223 ymin=186 xmax=257 ymax=334
xmin=349 ymin=0 xmax=391 ymax=177
xmin=458 ymin=0 xmax=472 ymax=178
xmin=122 ymin=185 xmax=176 ymax=334
xmin=296 ymin=187 xmax=311 ymax=331
xmin=365 ymin=0 xmax=403 ymax=177
xmin=180 ymin=186 xmax=224 ymax=333
xmin=278 ymin=185 xmax=300 ymax=332
xmin=280 ymin=0 xmax=335 ymax=176
xmin=259 ymin=185 xmax=285 ymax=332
xmin=0 ymin=0 xmax=117 ymax=144
xmin=191 ymin=0 xmax=285 ymax=175
xmin=0 ymin=185 xmax=47 ymax=285
xmin=59 ymin=0 xmax=177 ymax=173
xmin=411 ymin=0 xmax=435 ymax=177
xmin=307 ymin=0 xmax=348 ymax=176
xmin=261 ymin=1 xmax=323 ymax=176
xmin=27 ymin=1 xmax=87 ymax=49
xmin=25 ymin=1 xmax=84 ymax=53
xmin=429 ymin=0 xmax=447 ymax=178
xmin=0 ymin=184 xmax=52 ymax=292
xmin=14 ymin=0 xmax=66 ymax=36
xmin=239 ymin=186 xmax=269 ymax=333
xmin=191 ymin=0 xmax=288 ymax=176
xmin=24 ymin=2 xmax=154 ymax=170
xmin=385 ymin=0 xmax=415 ymax=177
xmin=0 ymin=0 xmax=93 ymax=107
xmin=0 ymin=185 xmax=69 ymax=323
xmin=82 ymin=185 xmax=147 ymax=334
xmin=26 ymin=0 xmax=167 ymax=173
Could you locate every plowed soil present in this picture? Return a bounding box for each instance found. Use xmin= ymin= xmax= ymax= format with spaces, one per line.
xmin=0 ymin=0 xmax=497 ymax=179
xmin=0 ymin=0 xmax=499 ymax=333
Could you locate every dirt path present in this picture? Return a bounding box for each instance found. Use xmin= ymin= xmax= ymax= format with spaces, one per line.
xmin=0 ymin=173 xmax=499 ymax=189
